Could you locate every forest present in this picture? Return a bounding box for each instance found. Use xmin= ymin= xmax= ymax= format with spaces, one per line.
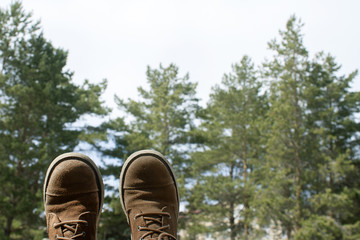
xmin=0 ymin=2 xmax=359 ymax=240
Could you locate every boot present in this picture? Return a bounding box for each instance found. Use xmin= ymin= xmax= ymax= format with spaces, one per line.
xmin=43 ymin=153 xmax=104 ymax=240
xmin=119 ymin=150 xmax=179 ymax=240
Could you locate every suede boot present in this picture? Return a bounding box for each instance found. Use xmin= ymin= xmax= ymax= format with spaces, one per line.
xmin=120 ymin=150 xmax=179 ymax=240
xmin=43 ymin=153 xmax=104 ymax=240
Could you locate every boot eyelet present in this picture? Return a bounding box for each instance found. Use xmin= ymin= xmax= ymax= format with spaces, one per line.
xmin=55 ymin=234 xmax=59 ymax=239
xmin=137 ymin=226 xmax=141 ymax=231
xmin=82 ymin=231 xmax=86 ymax=237
xmin=167 ymin=224 xmax=170 ymax=229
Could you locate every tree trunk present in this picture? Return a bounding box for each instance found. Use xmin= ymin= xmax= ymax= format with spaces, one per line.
xmin=243 ymin=152 xmax=249 ymax=240
xmin=229 ymin=165 xmax=236 ymax=240
xmin=286 ymin=225 xmax=292 ymax=240
xmin=5 ymin=216 xmax=13 ymax=238
xmin=230 ymin=202 xmax=236 ymax=240
xmin=292 ymin=66 xmax=302 ymax=231
xmin=295 ymin=149 xmax=302 ymax=231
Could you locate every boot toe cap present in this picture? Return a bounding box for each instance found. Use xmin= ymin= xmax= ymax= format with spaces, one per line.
xmin=46 ymin=159 xmax=99 ymax=195
xmin=123 ymin=155 xmax=175 ymax=188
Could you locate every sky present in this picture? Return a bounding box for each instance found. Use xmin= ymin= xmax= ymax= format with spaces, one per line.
xmin=1 ymin=0 xmax=359 ymax=197
xmin=1 ymin=0 xmax=359 ymax=115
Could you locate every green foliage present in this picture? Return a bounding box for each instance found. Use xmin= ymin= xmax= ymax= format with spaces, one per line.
xmin=91 ymin=117 xmax=130 ymax=239
xmin=187 ymin=15 xmax=360 ymax=240
xmin=294 ymin=216 xmax=343 ymax=240
xmin=305 ymin=52 xmax=360 ymax=224
xmin=98 ymin=195 xmax=130 ymax=240
xmin=95 ymin=63 xmax=199 ymax=239
xmin=258 ymin=15 xmax=310 ymax=238
xmin=0 ymin=2 xmax=108 ymax=239
xmin=343 ymin=221 xmax=360 ymax=240
xmin=116 ymin=63 xmax=199 ymax=185
xmin=186 ymin=56 xmax=267 ymax=240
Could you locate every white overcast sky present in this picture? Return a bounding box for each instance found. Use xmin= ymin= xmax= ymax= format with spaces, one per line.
xmin=1 ymin=0 xmax=360 ymax=114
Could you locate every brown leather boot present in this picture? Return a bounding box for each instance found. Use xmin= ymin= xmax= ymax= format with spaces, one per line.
xmin=119 ymin=150 xmax=179 ymax=240
xmin=43 ymin=153 xmax=104 ymax=240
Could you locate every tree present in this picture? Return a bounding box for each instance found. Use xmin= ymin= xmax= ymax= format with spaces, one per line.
xmin=116 ymin=63 xmax=199 ymax=187
xmin=259 ymin=15 xmax=360 ymax=239
xmin=95 ymin=63 xmax=199 ymax=239
xmin=187 ymin=56 xmax=267 ymax=240
xmin=294 ymin=216 xmax=343 ymax=240
xmin=259 ymin=15 xmax=309 ymax=239
xmin=0 ymin=2 xmax=108 ymax=239
xmin=303 ymin=52 xmax=360 ymax=239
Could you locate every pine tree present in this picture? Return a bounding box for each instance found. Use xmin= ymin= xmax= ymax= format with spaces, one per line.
xmin=0 ymin=2 xmax=108 ymax=239
xmin=259 ymin=15 xmax=309 ymax=239
xmin=297 ymin=52 xmax=360 ymax=239
xmin=96 ymin=63 xmax=199 ymax=239
xmin=259 ymin=15 xmax=360 ymax=239
xmin=116 ymin=63 xmax=199 ymax=186
xmin=188 ymin=56 xmax=267 ymax=240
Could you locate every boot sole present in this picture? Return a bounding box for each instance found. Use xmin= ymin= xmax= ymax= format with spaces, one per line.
xmin=119 ymin=149 xmax=180 ymax=223
xmin=43 ymin=152 xmax=104 ymax=233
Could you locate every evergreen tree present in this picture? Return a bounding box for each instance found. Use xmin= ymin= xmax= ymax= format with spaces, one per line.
xmin=294 ymin=215 xmax=343 ymax=240
xmin=300 ymin=52 xmax=360 ymax=239
xmin=116 ymin=63 xmax=199 ymax=187
xmin=259 ymin=15 xmax=360 ymax=239
xmin=96 ymin=63 xmax=199 ymax=239
xmin=0 ymin=2 xmax=108 ymax=239
xmin=259 ymin=15 xmax=309 ymax=239
xmin=188 ymin=56 xmax=267 ymax=240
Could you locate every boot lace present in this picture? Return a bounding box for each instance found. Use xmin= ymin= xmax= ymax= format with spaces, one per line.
xmin=53 ymin=219 xmax=88 ymax=240
xmin=135 ymin=212 xmax=176 ymax=240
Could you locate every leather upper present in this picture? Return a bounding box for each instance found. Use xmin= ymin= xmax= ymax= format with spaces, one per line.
xmin=120 ymin=152 xmax=179 ymax=240
xmin=44 ymin=154 xmax=103 ymax=240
